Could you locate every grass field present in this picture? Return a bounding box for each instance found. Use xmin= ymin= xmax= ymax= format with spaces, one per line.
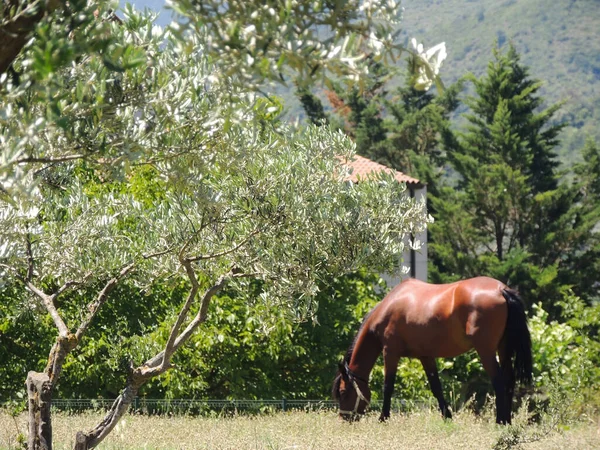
xmin=1 ymin=407 xmax=598 ymax=449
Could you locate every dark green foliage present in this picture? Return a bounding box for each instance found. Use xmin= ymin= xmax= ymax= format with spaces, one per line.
xmin=562 ymin=138 xmax=600 ymax=301
xmin=429 ymin=45 xmax=595 ymax=319
xmin=456 ymin=45 xmax=563 ymax=195
xmin=0 ymin=271 xmax=383 ymax=401
xmin=0 ymin=280 xmax=180 ymax=400
xmin=139 ymin=271 xmax=383 ymax=399
xmin=295 ymin=86 xmax=328 ymax=126
xmin=0 ymin=283 xmax=53 ymax=400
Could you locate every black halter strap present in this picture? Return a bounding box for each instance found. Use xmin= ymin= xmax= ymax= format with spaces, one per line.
xmin=339 ymin=361 xmax=371 ymax=417
xmin=344 ymin=361 xmax=368 ymax=384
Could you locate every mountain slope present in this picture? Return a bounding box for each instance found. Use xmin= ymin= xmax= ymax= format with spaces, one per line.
xmin=399 ymin=0 xmax=600 ymax=163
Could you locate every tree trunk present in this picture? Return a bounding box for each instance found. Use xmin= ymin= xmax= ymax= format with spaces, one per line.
xmin=26 ymin=372 xmax=52 ymax=450
xmin=25 ymin=335 xmax=78 ymax=450
xmin=0 ymin=0 xmax=64 ymax=76
xmin=73 ymin=381 xmax=140 ymax=449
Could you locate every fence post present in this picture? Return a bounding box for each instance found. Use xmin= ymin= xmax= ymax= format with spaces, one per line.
xmin=282 ymin=398 xmax=287 ymax=412
xmin=134 ymin=397 xmax=139 ymax=412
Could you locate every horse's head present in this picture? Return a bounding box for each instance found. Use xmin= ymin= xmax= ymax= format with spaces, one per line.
xmin=332 ymin=360 xmax=371 ymax=421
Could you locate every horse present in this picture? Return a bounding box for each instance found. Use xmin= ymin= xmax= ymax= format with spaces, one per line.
xmin=332 ymin=276 xmax=532 ymax=424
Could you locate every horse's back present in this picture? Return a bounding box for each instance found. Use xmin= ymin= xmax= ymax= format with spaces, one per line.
xmin=372 ymin=277 xmax=509 ymax=358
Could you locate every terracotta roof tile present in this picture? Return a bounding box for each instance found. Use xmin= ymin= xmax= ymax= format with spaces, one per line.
xmin=343 ymin=154 xmax=421 ymax=185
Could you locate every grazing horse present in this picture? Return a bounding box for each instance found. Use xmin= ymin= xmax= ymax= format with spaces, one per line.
xmin=332 ymin=276 xmax=532 ymax=424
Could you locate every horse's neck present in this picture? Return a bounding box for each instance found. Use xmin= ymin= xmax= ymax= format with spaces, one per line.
xmin=349 ymin=327 xmax=381 ymax=380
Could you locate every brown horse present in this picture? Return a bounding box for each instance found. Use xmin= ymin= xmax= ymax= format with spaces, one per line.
xmin=332 ymin=276 xmax=532 ymax=424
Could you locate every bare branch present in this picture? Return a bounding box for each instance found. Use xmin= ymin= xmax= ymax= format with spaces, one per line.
xmin=74 ymin=378 xmax=140 ymax=449
xmin=9 ymin=154 xmax=87 ymax=166
xmin=25 ymin=281 xmax=70 ymax=338
xmin=160 ymin=258 xmax=200 ymax=371
xmin=75 ymin=262 xmax=135 ymax=341
xmin=231 ymin=269 xmax=264 ymax=279
xmin=25 ymin=232 xmax=34 ymax=281
xmin=142 ymin=245 xmax=176 ymax=260
xmin=54 ymin=280 xmax=83 ymax=297
xmin=187 ymin=228 xmax=260 ymax=262
xmin=144 ymin=274 xmax=229 ymax=370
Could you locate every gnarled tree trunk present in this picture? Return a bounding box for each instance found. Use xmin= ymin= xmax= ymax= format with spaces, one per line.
xmin=74 ymin=383 xmax=140 ymax=450
xmin=26 ymin=372 xmax=52 ymax=450
xmin=26 ymin=334 xmax=78 ymax=450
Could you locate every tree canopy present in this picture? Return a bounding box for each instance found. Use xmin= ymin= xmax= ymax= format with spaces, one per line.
xmin=0 ymin=3 xmax=435 ymax=448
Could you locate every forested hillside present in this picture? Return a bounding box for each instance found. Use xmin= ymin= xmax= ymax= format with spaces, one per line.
xmin=135 ymin=0 xmax=599 ymax=163
xmin=397 ymin=0 xmax=599 ymax=164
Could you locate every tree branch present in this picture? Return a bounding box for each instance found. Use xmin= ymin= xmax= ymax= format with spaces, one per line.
xmin=159 ymin=258 xmax=199 ymax=371
xmin=7 ymin=154 xmax=87 ymax=167
xmin=75 ymin=269 xmax=231 ymax=448
xmin=0 ymin=0 xmax=65 ymax=76
xmin=187 ymin=229 xmax=260 ymax=262
xmin=142 ymin=245 xmax=176 ymax=260
xmin=25 ymin=281 xmax=70 ymax=338
xmin=25 ymin=232 xmax=34 ymax=281
xmin=75 ymin=262 xmax=135 ymax=341
xmin=74 ymin=376 xmax=140 ymax=450
xmin=144 ymin=274 xmax=229 ymax=371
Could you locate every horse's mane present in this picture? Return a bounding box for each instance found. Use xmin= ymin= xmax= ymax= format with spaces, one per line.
xmin=332 ymin=307 xmax=376 ymax=400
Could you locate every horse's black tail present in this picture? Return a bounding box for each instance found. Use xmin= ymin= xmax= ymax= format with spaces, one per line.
xmin=502 ymin=289 xmax=533 ymax=386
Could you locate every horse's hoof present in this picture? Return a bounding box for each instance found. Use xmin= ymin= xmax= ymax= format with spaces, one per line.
xmin=378 ymin=415 xmax=389 ymax=423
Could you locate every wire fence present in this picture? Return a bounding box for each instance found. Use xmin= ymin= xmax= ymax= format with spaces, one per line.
xmin=52 ymin=398 xmax=338 ymax=415
xmin=2 ymin=398 xmax=415 ymax=415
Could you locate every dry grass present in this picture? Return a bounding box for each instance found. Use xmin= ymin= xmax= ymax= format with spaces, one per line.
xmin=1 ymin=407 xmax=599 ymax=449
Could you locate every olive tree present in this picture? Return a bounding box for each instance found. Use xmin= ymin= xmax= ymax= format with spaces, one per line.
xmin=0 ymin=3 xmax=441 ymax=449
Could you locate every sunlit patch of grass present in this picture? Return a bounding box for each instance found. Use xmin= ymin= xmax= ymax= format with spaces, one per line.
xmin=1 ymin=407 xmax=598 ymax=449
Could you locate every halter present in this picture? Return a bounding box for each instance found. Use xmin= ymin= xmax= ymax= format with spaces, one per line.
xmin=338 ymin=362 xmax=370 ymax=418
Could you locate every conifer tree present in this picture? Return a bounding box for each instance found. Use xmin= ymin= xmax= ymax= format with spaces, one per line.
xmin=383 ymin=56 xmax=462 ymax=190
xmin=563 ymin=139 xmax=600 ymax=301
xmin=321 ymin=55 xmax=461 ymax=190
xmin=296 ymin=85 xmax=329 ymax=126
xmin=429 ymin=45 xmax=598 ymax=316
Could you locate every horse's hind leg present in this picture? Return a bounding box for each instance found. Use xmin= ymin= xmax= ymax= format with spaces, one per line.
xmin=479 ymin=353 xmax=509 ymax=424
xmin=420 ymin=357 xmax=452 ymax=419
xmin=498 ymin=340 xmax=515 ymax=424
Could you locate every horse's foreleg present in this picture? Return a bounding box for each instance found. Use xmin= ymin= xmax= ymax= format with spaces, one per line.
xmin=380 ymin=350 xmax=400 ymax=422
xmin=420 ymin=357 xmax=452 ymax=419
xmin=479 ymin=353 xmax=508 ymax=424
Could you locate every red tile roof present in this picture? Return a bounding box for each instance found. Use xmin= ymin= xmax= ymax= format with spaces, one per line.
xmin=343 ymin=154 xmax=421 ymax=185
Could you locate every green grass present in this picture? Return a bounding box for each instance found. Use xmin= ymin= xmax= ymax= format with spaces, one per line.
xmin=1 ymin=407 xmax=598 ymax=449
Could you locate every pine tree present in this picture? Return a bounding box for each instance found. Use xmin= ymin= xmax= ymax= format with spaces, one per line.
xmin=383 ymin=57 xmax=462 ymax=190
xmin=429 ymin=45 xmax=596 ymax=317
xmin=563 ymin=139 xmax=600 ymax=301
xmin=296 ymin=85 xmax=329 ymax=126
xmin=454 ymin=45 xmax=563 ymax=194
